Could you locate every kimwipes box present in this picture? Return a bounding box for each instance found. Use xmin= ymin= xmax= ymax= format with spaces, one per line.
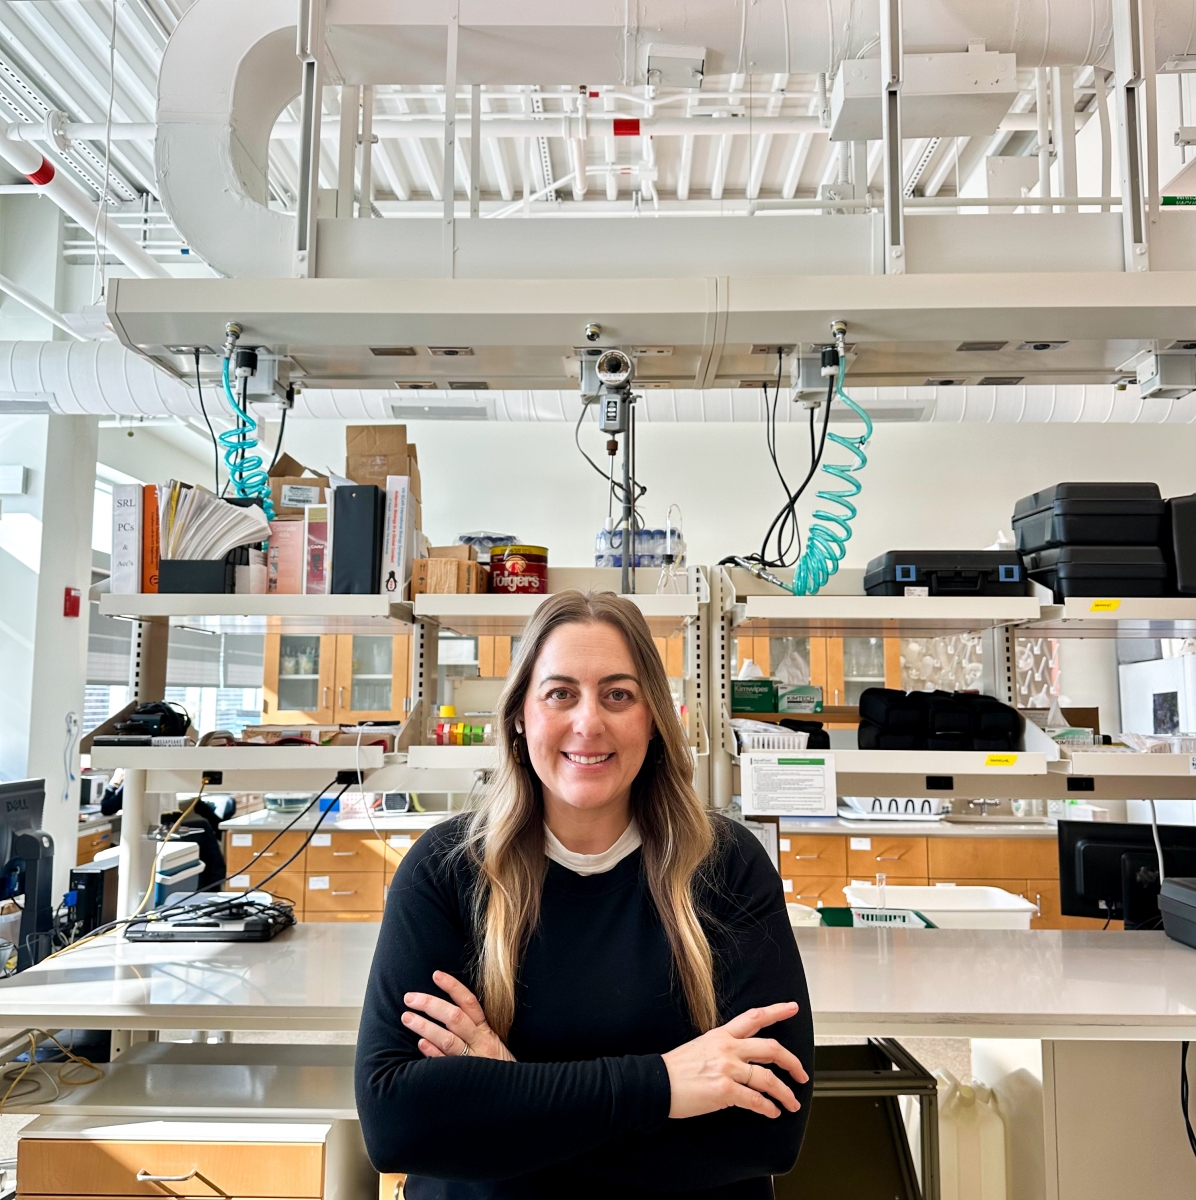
xmin=346 ymin=425 xmax=421 ymax=501
xmin=269 ymin=453 xmax=331 ymax=520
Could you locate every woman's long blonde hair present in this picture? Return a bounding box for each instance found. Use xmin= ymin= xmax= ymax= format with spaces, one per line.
xmin=463 ymin=589 xmax=718 ymax=1038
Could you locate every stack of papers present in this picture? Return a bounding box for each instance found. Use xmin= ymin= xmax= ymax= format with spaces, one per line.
xmin=159 ymin=482 xmax=269 ymax=560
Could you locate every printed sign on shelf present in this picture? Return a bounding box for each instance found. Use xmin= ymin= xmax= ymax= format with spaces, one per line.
xmin=741 ymin=752 xmax=837 ymax=817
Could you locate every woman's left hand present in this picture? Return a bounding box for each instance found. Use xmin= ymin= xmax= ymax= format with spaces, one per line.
xmin=403 ymin=970 xmax=516 ymax=1062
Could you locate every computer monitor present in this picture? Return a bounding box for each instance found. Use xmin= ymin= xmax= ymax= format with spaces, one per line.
xmin=1058 ymin=818 xmax=1196 ymax=929
xmin=0 ymin=779 xmax=53 ymax=968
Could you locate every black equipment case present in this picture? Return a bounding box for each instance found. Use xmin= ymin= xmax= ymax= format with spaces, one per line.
xmin=1011 ymin=483 xmax=1164 ymax=554
xmin=1025 ymin=546 xmax=1167 ymax=601
xmin=864 ymin=550 xmax=1026 ymax=597
xmin=856 ymin=688 xmax=1021 ymax=752
xmin=1161 ymin=493 xmax=1196 ymax=594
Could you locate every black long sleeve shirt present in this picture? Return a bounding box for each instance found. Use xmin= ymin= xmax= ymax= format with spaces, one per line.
xmin=355 ymin=815 xmax=814 ymax=1199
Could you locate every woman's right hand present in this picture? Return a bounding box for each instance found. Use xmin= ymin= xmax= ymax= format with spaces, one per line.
xmin=661 ymin=1001 xmax=808 ymax=1120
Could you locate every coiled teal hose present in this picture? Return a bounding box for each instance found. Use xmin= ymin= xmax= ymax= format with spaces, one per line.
xmin=790 ymin=359 xmax=873 ymax=596
xmin=219 ymin=356 xmax=275 ymax=520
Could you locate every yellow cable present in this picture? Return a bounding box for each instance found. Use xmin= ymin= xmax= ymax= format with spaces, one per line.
xmin=0 ymin=1029 xmax=105 ymax=1115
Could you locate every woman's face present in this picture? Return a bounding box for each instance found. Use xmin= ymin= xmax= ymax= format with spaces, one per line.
xmin=520 ymin=621 xmax=655 ymax=816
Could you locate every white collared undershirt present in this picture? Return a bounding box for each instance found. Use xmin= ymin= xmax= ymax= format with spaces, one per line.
xmin=543 ymin=819 xmax=642 ymax=876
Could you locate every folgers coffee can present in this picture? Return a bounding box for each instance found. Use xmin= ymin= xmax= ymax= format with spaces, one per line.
xmin=488 ymin=544 xmax=548 ymax=593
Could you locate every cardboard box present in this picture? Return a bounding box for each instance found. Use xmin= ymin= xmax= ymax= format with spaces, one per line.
xmin=347 ymin=451 xmax=420 ymax=501
xmin=731 ymin=678 xmax=776 ymax=713
xmin=777 ymin=685 xmax=823 ymax=714
xmin=411 ymin=558 xmax=487 ymax=596
xmin=347 ymin=425 xmax=408 ymax=458
xmin=429 ymin=544 xmax=477 ymax=561
xmin=269 ymin=452 xmax=331 ymax=520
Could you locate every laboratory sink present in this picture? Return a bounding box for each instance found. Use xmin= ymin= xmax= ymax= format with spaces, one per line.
xmin=943 ymin=814 xmax=1051 ymax=825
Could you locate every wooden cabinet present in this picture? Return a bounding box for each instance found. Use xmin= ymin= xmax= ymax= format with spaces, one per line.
xmin=782 ymin=876 xmax=849 ymax=908
xmin=223 ymin=826 xmax=426 ymax=923
xmin=929 ymin=836 xmax=1059 ymax=881
xmin=779 ymin=835 xmax=847 ymax=877
xmin=77 ymin=823 xmax=115 ymax=866
xmin=263 ymin=633 xmax=411 ymax=725
xmin=846 ymin=835 xmax=928 ymax=880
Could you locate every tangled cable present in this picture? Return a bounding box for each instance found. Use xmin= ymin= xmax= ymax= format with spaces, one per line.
xmin=219 ymin=356 xmax=275 ymax=519
xmin=790 ymin=357 xmax=873 ymax=596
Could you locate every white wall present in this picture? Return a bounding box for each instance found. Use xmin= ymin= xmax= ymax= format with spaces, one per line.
xmin=281 ymin=418 xmax=1196 ymax=569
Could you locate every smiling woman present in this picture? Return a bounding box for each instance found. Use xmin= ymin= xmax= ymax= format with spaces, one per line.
xmin=355 ymin=590 xmax=814 ymax=1200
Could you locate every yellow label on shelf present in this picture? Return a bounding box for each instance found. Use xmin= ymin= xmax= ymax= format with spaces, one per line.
xmin=1088 ymin=598 xmax=1121 ymax=612
xmin=984 ymin=753 xmax=1019 ymax=768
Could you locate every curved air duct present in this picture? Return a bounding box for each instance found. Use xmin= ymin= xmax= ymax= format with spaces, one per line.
xmin=5 ymin=341 xmax=1195 ymax=424
xmin=159 ymin=0 xmax=1196 ymax=279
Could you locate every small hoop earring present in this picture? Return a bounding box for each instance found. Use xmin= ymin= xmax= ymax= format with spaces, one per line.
xmin=512 ymin=734 xmax=527 ymax=765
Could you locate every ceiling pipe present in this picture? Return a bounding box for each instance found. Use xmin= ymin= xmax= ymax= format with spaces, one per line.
xmin=0 ymin=341 xmax=1187 ymax=425
xmin=0 ymin=120 xmax=168 ymax=280
xmin=0 ymin=275 xmax=88 ymax=340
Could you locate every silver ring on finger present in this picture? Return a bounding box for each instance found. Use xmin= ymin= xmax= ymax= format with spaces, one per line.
xmin=460 ymin=1041 xmax=472 ymax=1057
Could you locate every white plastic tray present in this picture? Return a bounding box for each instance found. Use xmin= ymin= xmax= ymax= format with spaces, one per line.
xmin=844 ymin=884 xmax=1037 ymax=930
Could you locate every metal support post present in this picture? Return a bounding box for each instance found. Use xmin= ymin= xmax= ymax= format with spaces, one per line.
xmin=411 ymin=619 xmax=440 ymax=736
xmin=1113 ymin=0 xmax=1153 ymax=270
xmin=469 ymin=83 xmax=481 ymax=219
xmin=1052 ymin=67 xmax=1078 ymax=211
xmin=359 ymin=84 xmax=374 ymax=216
xmin=441 ymin=12 xmax=459 ymax=276
xmin=691 ymin=566 xmax=711 ymax=804
xmin=294 ymin=0 xmax=326 ymax=277
xmin=336 ymin=84 xmax=359 ymax=218
xmin=1035 ymin=68 xmax=1053 ymax=212
xmin=129 ymin=618 xmax=168 ymax=703
xmin=879 ymin=0 xmax=905 ymax=274
xmin=981 ymin=624 xmax=1017 ymax=707
xmin=709 ymin=566 xmax=734 ymax=808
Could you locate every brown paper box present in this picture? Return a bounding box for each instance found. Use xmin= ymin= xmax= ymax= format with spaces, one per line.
xmin=411 ymin=559 xmax=487 ymax=595
xmin=347 ymin=452 xmax=421 ymax=501
xmin=268 ymin=452 xmax=330 ymax=519
xmin=346 ymin=425 xmax=409 ymax=458
xmin=429 ymin=544 xmax=477 ymax=561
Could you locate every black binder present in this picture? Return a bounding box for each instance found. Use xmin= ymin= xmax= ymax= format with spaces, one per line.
xmin=331 ymin=484 xmax=384 ymax=594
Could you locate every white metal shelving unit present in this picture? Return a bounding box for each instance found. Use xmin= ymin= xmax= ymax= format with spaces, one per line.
xmin=98 ymin=593 xmax=414 ymax=634
xmin=1028 ymin=598 xmax=1196 ymax=639
xmin=414 ymin=592 xmax=697 ymax=637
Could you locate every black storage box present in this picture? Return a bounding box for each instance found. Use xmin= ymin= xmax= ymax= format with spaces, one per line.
xmin=864 ymin=550 xmax=1026 ymax=597
xmin=1159 ymin=878 xmax=1196 ymax=950
xmin=1161 ymin=493 xmax=1196 ymax=594
xmin=158 ymin=557 xmax=234 ymax=594
xmin=857 ymin=687 xmax=1021 ymax=752
xmin=1011 ymin=482 xmax=1164 ymax=554
xmin=1025 ymin=545 xmax=1167 ymax=601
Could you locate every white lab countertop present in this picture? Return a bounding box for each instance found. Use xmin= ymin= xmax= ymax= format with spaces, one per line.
xmin=3 ymin=923 xmax=1196 ymax=1040
xmin=779 ymin=816 xmax=1057 ymax=838
xmin=222 ymin=809 xmax=453 ymax=832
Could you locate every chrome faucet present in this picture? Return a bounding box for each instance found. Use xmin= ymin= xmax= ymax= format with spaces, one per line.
xmin=968 ymin=798 xmax=1000 ymax=817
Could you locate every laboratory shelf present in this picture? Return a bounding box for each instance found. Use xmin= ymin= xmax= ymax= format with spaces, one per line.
xmin=414 ymin=592 xmax=697 ymax=637
xmin=1028 ymin=598 xmax=1196 ymax=639
xmin=1059 ymin=751 xmax=1196 ymax=777
xmin=833 ymin=750 xmax=1048 ymax=776
xmin=98 ymin=593 xmax=414 ymax=634
xmin=87 ymin=745 xmax=385 ymax=792
xmin=733 ymin=594 xmax=1041 ymax=638
xmin=406 ymin=744 xmax=498 ymax=771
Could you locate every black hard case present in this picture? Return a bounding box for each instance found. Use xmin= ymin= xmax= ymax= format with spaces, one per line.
xmin=1161 ymin=494 xmax=1196 ymax=594
xmin=1011 ymin=482 xmax=1164 ymax=554
xmin=857 ymin=688 xmax=1020 ymax=752
xmin=863 ymin=550 xmax=1026 ymax=597
xmin=1025 ymin=545 xmax=1167 ymax=601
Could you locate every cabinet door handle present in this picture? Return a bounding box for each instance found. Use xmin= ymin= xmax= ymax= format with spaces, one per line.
xmin=331 ymin=890 xmax=357 ymax=896
xmin=338 ymin=686 xmax=345 ymax=707
xmin=332 ymin=851 xmax=356 ymax=857
xmin=876 ymin=854 xmax=905 ymax=861
xmin=792 ymin=854 xmax=822 ymax=860
xmin=322 ymin=686 xmax=330 ymax=707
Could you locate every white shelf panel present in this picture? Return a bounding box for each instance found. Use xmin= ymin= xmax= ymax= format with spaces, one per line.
xmin=736 ymin=595 xmax=1041 ymax=637
xmin=1030 ymin=598 xmax=1196 ymax=638
xmin=834 ymin=750 xmax=1049 ymax=776
xmin=98 ymin=593 xmax=413 ymax=634
xmin=406 ymin=745 xmax=498 ymax=771
xmin=1062 ymin=752 xmax=1196 ymax=777
xmin=414 ymin=592 xmax=696 ymax=637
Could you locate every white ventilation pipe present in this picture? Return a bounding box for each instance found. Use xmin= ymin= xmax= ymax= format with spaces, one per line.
xmin=0 ymin=121 xmax=168 ymax=280
xmin=2 ymin=341 xmax=1191 ymax=424
xmin=158 ymin=0 xmax=1196 ymax=279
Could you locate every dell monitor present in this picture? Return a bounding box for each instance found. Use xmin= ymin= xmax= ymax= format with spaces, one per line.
xmin=1058 ymin=818 xmax=1196 ymax=930
xmin=0 ymin=779 xmax=54 ymax=968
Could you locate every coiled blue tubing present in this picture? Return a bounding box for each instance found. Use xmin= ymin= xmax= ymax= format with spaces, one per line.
xmin=220 ymin=356 xmax=275 ymax=521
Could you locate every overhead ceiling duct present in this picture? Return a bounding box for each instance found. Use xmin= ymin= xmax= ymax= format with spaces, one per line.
xmin=157 ymin=0 xmax=1196 ymax=279
xmin=3 ymin=341 xmax=1193 ymax=424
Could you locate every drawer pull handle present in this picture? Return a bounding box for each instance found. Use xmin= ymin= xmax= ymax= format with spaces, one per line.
xmin=332 ymin=851 xmax=357 ymax=857
xmin=791 ymin=855 xmax=822 ymax=860
xmin=876 ymin=854 xmax=905 ymax=861
xmin=331 ymin=890 xmax=357 ymax=896
xmin=137 ymin=1169 xmax=227 ymax=1196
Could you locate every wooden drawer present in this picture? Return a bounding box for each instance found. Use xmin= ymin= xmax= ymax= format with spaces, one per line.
xmin=928 ymin=836 xmax=1058 ymax=881
xmin=305 ymin=832 xmax=389 ymax=874
xmin=778 ymin=836 xmax=846 ymax=878
xmin=781 ymin=876 xmax=848 ymax=908
xmin=381 ymin=830 xmax=424 ymax=869
xmin=846 ymin=836 xmax=927 ymax=880
xmin=225 ymin=831 xmax=309 ymax=875
xmin=226 ymin=868 xmax=305 ymax=913
xmin=304 ymin=872 xmax=387 ymax=913
xmin=17 ymin=1138 xmax=324 ymax=1197
xmin=77 ymin=826 xmax=115 ymax=864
